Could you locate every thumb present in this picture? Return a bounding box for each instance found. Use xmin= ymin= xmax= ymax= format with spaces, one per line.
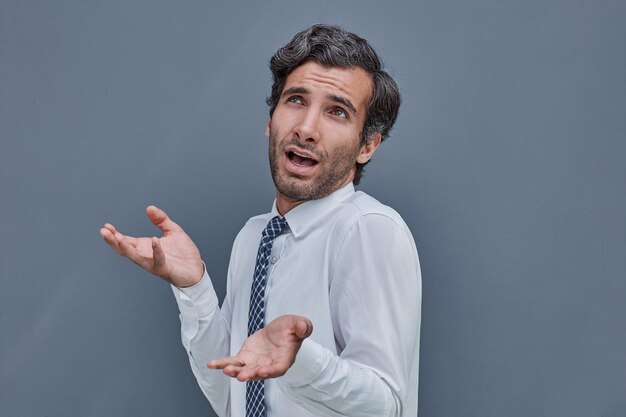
xmin=146 ymin=205 xmax=183 ymax=234
xmin=294 ymin=318 xmax=313 ymax=340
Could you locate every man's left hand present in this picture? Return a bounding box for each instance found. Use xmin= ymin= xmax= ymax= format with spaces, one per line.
xmin=208 ymin=315 xmax=313 ymax=381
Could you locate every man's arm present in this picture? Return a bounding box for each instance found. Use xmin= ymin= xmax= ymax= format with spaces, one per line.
xmin=210 ymin=213 xmax=421 ymax=417
xmin=279 ymin=214 xmax=421 ymax=417
xmin=100 ymin=206 xmax=232 ymax=416
xmin=172 ymin=269 xmax=232 ymax=417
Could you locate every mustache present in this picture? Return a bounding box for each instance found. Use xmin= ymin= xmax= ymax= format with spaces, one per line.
xmin=280 ymin=138 xmax=325 ymax=159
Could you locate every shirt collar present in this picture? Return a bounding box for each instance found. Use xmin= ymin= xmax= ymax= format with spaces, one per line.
xmin=270 ymin=182 xmax=355 ymax=239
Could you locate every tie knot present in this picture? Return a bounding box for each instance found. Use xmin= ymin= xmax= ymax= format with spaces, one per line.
xmin=262 ymin=216 xmax=287 ymax=240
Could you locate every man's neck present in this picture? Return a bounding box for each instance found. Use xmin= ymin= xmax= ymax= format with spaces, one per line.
xmin=275 ymin=193 xmax=305 ymax=216
xmin=275 ymin=176 xmax=355 ymax=215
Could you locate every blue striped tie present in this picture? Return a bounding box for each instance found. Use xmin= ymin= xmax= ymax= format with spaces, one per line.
xmin=246 ymin=215 xmax=288 ymax=417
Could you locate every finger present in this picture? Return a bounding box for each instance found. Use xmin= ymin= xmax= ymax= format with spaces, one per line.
xmin=222 ymin=364 xmax=243 ymax=378
xmin=151 ymin=237 xmax=166 ymax=273
xmin=104 ymin=224 xmax=139 ymax=246
xmin=256 ymin=363 xmax=289 ymax=379
xmin=100 ymin=228 xmax=123 ymax=255
xmin=146 ymin=205 xmax=183 ymax=234
xmin=116 ymin=232 xmax=152 ymax=269
xmin=103 ymin=223 xmax=117 ymax=234
xmin=295 ymin=317 xmax=314 ymax=339
xmin=236 ymin=364 xmax=265 ymax=382
xmin=207 ymin=356 xmax=246 ymax=370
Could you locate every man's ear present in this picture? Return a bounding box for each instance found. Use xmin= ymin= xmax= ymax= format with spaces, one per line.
xmin=265 ymin=119 xmax=271 ymax=138
xmin=357 ymin=132 xmax=382 ymax=164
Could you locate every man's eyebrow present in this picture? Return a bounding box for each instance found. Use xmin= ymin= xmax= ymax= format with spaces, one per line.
xmin=282 ymin=86 xmax=309 ymax=97
xmin=327 ymin=94 xmax=357 ymax=116
xmin=281 ymin=86 xmax=358 ymax=116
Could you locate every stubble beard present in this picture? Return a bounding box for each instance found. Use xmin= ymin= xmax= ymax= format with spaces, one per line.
xmin=268 ymin=129 xmax=360 ymax=202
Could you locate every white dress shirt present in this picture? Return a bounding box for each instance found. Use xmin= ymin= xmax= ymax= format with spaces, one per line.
xmin=172 ymin=183 xmax=421 ymax=417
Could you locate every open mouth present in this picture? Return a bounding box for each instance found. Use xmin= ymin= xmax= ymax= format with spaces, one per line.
xmin=287 ymin=150 xmax=319 ymax=167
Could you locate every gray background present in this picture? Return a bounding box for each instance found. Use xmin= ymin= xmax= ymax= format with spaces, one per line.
xmin=1 ymin=0 xmax=625 ymax=416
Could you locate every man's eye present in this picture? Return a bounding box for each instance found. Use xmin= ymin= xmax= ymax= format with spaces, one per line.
xmin=287 ymin=96 xmax=304 ymax=105
xmin=331 ymin=108 xmax=348 ymax=119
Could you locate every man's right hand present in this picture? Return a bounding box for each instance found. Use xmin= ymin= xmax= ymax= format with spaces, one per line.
xmin=100 ymin=205 xmax=204 ymax=288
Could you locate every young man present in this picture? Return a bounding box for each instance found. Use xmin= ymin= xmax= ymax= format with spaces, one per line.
xmin=101 ymin=24 xmax=421 ymax=417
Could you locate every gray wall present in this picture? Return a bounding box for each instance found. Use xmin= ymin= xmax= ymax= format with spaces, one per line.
xmin=1 ymin=1 xmax=625 ymax=416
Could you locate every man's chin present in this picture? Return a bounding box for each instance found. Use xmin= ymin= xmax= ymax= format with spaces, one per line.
xmin=271 ymin=167 xmax=353 ymax=202
xmin=274 ymin=181 xmax=316 ymax=202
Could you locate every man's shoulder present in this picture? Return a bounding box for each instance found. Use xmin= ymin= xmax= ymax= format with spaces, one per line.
xmin=339 ymin=190 xmax=407 ymax=228
xmin=331 ymin=191 xmax=418 ymax=265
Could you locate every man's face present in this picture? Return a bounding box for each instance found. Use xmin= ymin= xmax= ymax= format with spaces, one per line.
xmin=266 ymin=61 xmax=380 ymax=206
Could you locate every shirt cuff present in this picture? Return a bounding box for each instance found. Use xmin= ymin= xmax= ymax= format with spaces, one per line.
xmin=280 ymin=339 xmax=328 ymax=386
xmin=171 ymin=268 xmax=219 ymax=318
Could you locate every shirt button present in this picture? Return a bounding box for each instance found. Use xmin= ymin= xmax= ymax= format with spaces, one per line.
xmin=270 ymin=256 xmax=279 ymax=264
xmin=296 ymin=227 xmax=303 ymax=233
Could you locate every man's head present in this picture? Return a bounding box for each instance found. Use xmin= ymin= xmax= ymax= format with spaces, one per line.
xmin=265 ymin=24 xmax=400 ymax=211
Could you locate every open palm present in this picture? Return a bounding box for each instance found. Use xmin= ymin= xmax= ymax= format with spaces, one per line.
xmin=208 ymin=315 xmax=314 ymax=381
xmin=100 ymin=205 xmax=204 ymax=287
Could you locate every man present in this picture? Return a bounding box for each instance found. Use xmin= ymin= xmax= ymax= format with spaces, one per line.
xmin=100 ymin=24 xmax=421 ymax=417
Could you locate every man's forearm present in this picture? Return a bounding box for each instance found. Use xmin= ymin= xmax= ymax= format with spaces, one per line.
xmin=172 ymin=272 xmax=232 ymax=417
xmin=276 ymin=339 xmax=401 ymax=417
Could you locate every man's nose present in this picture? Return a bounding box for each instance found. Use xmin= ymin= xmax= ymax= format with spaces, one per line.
xmin=294 ymin=108 xmax=321 ymax=144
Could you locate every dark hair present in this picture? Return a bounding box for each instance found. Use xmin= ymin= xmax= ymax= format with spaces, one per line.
xmin=267 ymin=24 xmax=401 ymax=185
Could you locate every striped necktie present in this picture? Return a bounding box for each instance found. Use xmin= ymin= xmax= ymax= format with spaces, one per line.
xmin=246 ymin=215 xmax=288 ymax=417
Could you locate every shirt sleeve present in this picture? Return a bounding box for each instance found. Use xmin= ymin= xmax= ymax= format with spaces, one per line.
xmin=276 ymin=213 xmax=422 ymax=417
xmin=171 ymin=265 xmax=232 ymax=417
